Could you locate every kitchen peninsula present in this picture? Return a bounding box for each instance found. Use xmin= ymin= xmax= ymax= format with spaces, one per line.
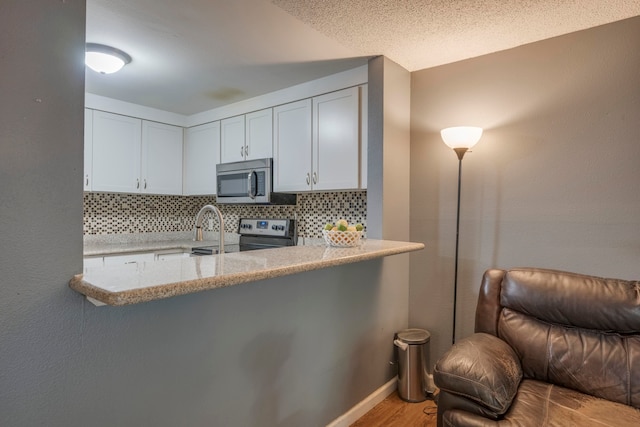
xmin=71 ymin=239 xmax=424 ymax=306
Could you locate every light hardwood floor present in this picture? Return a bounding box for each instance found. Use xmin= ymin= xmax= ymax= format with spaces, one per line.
xmin=350 ymin=392 xmax=437 ymax=427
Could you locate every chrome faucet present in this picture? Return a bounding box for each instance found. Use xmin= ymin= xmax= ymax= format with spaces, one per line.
xmin=194 ymin=204 xmax=225 ymax=254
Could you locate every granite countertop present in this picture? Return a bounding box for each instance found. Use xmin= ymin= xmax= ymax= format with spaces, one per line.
xmin=70 ymin=239 xmax=425 ymax=307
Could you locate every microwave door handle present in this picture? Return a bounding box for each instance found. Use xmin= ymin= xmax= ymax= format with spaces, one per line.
xmin=247 ymin=171 xmax=256 ymax=199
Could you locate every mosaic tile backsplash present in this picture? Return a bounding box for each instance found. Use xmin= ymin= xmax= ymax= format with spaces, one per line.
xmin=84 ymin=191 xmax=367 ymax=238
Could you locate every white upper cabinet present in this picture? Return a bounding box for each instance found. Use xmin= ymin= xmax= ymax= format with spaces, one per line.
xmin=273 ymin=99 xmax=312 ymax=192
xmin=245 ymin=108 xmax=273 ymax=160
xmin=183 ymin=121 xmax=220 ymax=195
xmin=273 ymin=87 xmax=362 ymax=192
xmin=89 ymin=110 xmax=183 ymax=195
xmin=91 ymin=111 xmax=142 ymax=193
xmin=220 ymin=109 xmax=273 ymax=164
xmin=220 ymin=115 xmax=245 ymax=163
xmin=85 ymin=79 xmax=363 ymax=196
xmin=141 ymin=121 xmax=183 ymax=195
xmin=84 ymin=108 xmax=93 ymax=191
xmin=312 ymin=86 xmax=360 ymax=191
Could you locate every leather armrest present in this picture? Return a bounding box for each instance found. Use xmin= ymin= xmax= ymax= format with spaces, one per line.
xmin=434 ymin=333 xmax=522 ymax=414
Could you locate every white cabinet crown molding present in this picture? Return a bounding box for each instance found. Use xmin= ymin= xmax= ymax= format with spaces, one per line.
xmin=85 ymin=93 xmax=188 ymax=127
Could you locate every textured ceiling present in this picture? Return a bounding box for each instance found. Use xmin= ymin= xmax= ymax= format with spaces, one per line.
xmin=86 ymin=0 xmax=640 ymax=115
xmin=271 ymin=0 xmax=640 ymax=71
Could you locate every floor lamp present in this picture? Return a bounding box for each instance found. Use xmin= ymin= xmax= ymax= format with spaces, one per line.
xmin=440 ymin=126 xmax=483 ymax=345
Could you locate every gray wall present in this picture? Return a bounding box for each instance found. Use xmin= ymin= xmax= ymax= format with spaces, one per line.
xmin=1 ymin=2 xmax=409 ymax=426
xmin=410 ymin=16 xmax=640 ymax=362
xmin=367 ymin=56 xmax=411 ymax=242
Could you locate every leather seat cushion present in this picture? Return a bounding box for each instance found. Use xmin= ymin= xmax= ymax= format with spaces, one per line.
xmin=500 ymin=379 xmax=640 ymax=426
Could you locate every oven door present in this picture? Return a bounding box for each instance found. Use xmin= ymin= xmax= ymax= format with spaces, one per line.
xmin=238 ymin=235 xmax=297 ymax=252
xmin=217 ymin=167 xmax=269 ymax=203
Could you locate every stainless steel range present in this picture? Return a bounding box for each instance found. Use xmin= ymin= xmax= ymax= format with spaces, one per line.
xmin=237 ymin=218 xmax=297 ymax=251
xmin=190 ymin=217 xmax=297 ymax=256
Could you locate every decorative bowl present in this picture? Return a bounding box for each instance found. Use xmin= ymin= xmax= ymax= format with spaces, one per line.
xmin=322 ymin=230 xmax=363 ymax=247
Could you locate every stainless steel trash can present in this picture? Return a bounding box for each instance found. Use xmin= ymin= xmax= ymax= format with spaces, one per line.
xmin=394 ymin=328 xmax=431 ymax=402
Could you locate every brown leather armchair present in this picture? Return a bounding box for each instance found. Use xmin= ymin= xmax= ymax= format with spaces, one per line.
xmin=433 ymin=268 xmax=640 ymax=426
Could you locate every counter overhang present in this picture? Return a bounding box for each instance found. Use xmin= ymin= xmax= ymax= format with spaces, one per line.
xmin=70 ymin=239 xmax=424 ymax=306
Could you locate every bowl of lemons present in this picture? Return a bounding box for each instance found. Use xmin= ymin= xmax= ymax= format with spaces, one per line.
xmin=322 ymin=219 xmax=364 ymax=247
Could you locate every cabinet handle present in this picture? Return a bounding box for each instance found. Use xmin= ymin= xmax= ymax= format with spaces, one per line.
xmin=241 ymin=146 xmax=244 ymax=157
xmin=144 ymin=179 xmax=147 ymax=189
xmin=306 ymin=173 xmax=310 ymax=185
xmin=136 ymin=178 xmax=140 ymax=189
xmin=247 ymin=171 xmax=256 ymax=199
xmin=312 ymin=172 xmax=317 ymax=184
xmin=245 ymin=145 xmax=249 ymax=157
xmin=85 ymin=175 xmax=89 ymax=186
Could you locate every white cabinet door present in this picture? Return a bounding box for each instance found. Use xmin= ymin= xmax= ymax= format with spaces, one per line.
xmin=141 ymin=121 xmax=183 ymax=195
xmin=91 ymin=111 xmax=142 ymax=193
xmin=245 ymin=108 xmax=272 ymax=160
xmin=84 ymin=108 xmax=93 ymax=191
xmin=220 ymin=115 xmax=245 ymax=164
xmin=273 ymin=99 xmax=312 ymax=192
xmin=83 ymin=256 xmax=103 ymax=272
xmin=103 ymin=252 xmax=156 ymax=266
xmin=183 ymin=121 xmax=220 ymax=195
xmin=312 ymin=87 xmax=360 ymax=191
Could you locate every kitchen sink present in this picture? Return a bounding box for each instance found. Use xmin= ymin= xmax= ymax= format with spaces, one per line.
xmin=190 ymin=246 xmax=220 ymax=256
xmin=190 ymin=244 xmax=239 ymax=256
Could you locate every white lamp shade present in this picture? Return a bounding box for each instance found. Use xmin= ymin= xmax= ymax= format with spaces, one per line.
xmin=85 ymin=44 xmax=131 ymax=74
xmin=440 ymin=126 xmax=483 ymax=149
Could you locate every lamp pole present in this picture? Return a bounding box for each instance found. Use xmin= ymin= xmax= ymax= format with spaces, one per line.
xmin=452 ymin=147 xmax=468 ymax=345
xmin=440 ymin=126 xmax=483 ymax=347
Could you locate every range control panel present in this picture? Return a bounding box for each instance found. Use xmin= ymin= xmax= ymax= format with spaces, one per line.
xmin=237 ymin=218 xmax=295 ymax=237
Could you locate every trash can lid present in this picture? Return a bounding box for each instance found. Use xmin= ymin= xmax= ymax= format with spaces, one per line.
xmin=396 ymin=328 xmax=430 ymax=344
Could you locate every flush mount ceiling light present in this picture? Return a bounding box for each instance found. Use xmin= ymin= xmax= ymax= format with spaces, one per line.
xmin=85 ymin=43 xmax=131 ymax=74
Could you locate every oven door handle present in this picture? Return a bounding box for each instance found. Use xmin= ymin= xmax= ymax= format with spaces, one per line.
xmin=247 ymin=170 xmax=257 ymax=199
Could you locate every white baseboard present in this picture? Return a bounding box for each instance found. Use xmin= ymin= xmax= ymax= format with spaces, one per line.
xmin=326 ymin=378 xmax=397 ymax=427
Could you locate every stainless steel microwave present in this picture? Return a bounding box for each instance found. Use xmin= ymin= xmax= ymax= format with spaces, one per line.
xmin=216 ymin=158 xmax=296 ymax=205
